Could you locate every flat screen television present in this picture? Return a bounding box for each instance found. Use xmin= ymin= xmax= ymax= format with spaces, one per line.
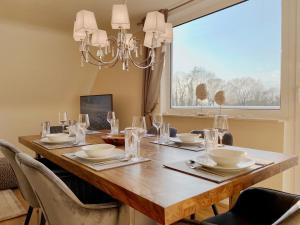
xmin=80 ymin=94 xmax=112 ymax=130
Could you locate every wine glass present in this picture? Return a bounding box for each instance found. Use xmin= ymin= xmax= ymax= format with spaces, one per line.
xmin=132 ymin=116 xmax=147 ymax=161
xmin=78 ymin=114 xmax=90 ymax=130
xmin=107 ymin=111 xmax=116 ymax=132
xmin=152 ymin=114 xmax=163 ymax=142
xmin=58 ymin=112 xmax=68 ymax=133
xmin=213 ymin=115 xmax=229 ymax=146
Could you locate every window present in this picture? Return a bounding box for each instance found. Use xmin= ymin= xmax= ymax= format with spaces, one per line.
xmin=170 ymin=0 xmax=281 ymax=110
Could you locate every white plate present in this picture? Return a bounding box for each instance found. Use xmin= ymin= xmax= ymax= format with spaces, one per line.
xmin=195 ymin=155 xmax=255 ymax=172
xmin=40 ymin=137 xmax=75 ymax=144
xmin=170 ymin=137 xmax=204 ymax=145
xmin=74 ymin=149 xmax=125 ymax=162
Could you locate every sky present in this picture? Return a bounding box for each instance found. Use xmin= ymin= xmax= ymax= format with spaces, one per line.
xmin=172 ymin=0 xmax=281 ymax=88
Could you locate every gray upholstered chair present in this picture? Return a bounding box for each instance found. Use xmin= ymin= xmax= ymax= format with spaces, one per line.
xmin=15 ymin=153 xmax=156 ymax=225
xmin=0 ymin=140 xmax=42 ymax=225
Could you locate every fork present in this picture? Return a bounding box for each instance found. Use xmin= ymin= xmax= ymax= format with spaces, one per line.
xmin=186 ymin=160 xmax=228 ymax=177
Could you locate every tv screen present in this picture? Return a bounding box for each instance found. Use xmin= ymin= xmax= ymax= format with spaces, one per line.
xmin=80 ymin=94 xmax=112 ymax=130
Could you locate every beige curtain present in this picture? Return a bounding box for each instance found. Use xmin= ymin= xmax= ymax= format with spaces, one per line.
xmin=143 ymin=9 xmax=168 ymax=127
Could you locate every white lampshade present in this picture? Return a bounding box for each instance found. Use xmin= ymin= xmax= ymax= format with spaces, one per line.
xmin=159 ymin=23 xmax=173 ymax=43
xmin=73 ymin=20 xmax=86 ymax=41
xmin=75 ymin=10 xmax=98 ymax=34
xmin=144 ymin=32 xmax=161 ymax=48
xmin=91 ymin=29 xmax=108 ymax=47
xmin=143 ymin=11 xmax=165 ymax=34
xmin=111 ymin=4 xmax=130 ymax=30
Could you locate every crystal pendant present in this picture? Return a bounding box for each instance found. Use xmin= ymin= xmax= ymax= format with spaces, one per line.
xmin=80 ymin=55 xmax=84 ymax=67
xmin=139 ymin=44 xmax=143 ymax=56
xmin=85 ymin=51 xmax=89 ymax=63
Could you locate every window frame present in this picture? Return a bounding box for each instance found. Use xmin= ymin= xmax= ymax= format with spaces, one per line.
xmin=161 ymin=0 xmax=291 ymax=120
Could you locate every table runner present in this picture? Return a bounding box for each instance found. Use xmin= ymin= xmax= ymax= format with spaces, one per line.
xmin=150 ymin=140 xmax=205 ymax=152
xmin=163 ymin=159 xmax=273 ymax=183
xmin=63 ymin=152 xmax=150 ymax=171
xmin=33 ymin=140 xmax=93 ymax=150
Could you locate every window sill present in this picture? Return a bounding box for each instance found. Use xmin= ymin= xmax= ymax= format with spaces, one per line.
xmin=163 ymin=113 xmax=286 ymax=123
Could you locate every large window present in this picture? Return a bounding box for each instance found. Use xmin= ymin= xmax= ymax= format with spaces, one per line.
xmin=171 ymin=0 xmax=281 ymax=110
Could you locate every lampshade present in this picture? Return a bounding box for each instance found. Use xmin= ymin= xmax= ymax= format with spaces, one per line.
xmin=159 ymin=23 xmax=173 ymax=43
xmin=111 ymin=4 xmax=130 ymax=30
xmin=75 ymin=10 xmax=98 ymax=34
xmin=73 ymin=20 xmax=86 ymax=41
xmin=143 ymin=11 xmax=165 ymax=34
xmin=144 ymin=32 xmax=161 ymax=48
xmin=91 ymin=29 xmax=108 ymax=47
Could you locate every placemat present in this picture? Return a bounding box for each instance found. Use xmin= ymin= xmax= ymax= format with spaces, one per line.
xmin=63 ymin=152 xmax=150 ymax=171
xmin=33 ymin=140 xmax=93 ymax=150
xmin=163 ymin=158 xmax=273 ymax=183
xmin=150 ymin=140 xmax=205 ymax=152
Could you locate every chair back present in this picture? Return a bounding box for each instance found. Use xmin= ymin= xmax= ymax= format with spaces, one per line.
xmin=233 ymin=188 xmax=300 ymax=225
xmin=0 ymin=140 xmax=39 ymax=207
xmin=15 ymin=153 xmax=118 ymax=225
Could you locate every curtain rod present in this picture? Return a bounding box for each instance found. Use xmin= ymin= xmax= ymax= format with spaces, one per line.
xmin=168 ymin=0 xmax=196 ymax=12
xmin=137 ymin=0 xmax=196 ymax=25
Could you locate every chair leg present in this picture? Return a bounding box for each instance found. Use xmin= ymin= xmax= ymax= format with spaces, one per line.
xmin=40 ymin=213 xmax=46 ymax=225
xmin=24 ymin=206 xmax=33 ymax=225
xmin=212 ymin=204 xmax=219 ymax=216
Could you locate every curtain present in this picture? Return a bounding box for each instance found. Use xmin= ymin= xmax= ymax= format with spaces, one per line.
xmin=143 ymin=9 xmax=168 ymax=127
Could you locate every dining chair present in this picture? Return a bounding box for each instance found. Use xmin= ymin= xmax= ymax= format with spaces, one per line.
xmin=181 ymin=187 xmax=300 ymax=225
xmin=15 ymin=152 xmax=157 ymax=225
xmin=0 ymin=140 xmax=43 ymax=225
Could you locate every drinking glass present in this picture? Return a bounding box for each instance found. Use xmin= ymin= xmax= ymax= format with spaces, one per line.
xmin=59 ymin=112 xmax=68 ymax=132
xmin=78 ymin=114 xmax=90 ymax=130
xmin=152 ymin=114 xmax=163 ymax=142
xmin=131 ymin=116 xmax=147 ymax=161
xmin=110 ymin=118 xmax=119 ymax=135
xmin=41 ymin=121 xmax=50 ymax=138
xmin=68 ymin=120 xmax=77 ymax=137
xmin=125 ymin=127 xmax=137 ymax=158
xmin=160 ymin=123 xmax=170 ymax=144
xmin=213 ymin=115 xmax=229 ymax=146
xmin=75 ymin=123 xmax=86 ymax=145
xmin=204 ymin=129 xmax=219 ymax=151
xmin=107 ymin=111 xmax=116 ymax=132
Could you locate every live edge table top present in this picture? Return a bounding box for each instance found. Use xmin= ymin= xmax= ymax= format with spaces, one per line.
xmin=19 ymin=134 xmax=298 ymax=225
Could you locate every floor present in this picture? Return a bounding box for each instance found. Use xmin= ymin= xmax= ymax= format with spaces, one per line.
xmin=0 ymin=190 xmax=228 ymax=225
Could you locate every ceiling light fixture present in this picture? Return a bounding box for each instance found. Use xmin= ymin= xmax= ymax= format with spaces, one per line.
xmin=73 ymin=1 xmax=173 ymax=71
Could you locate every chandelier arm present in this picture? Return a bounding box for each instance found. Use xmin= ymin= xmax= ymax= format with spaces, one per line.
xmin=128 ymin=49 xmax=154 ymax=69
xmin=81 ymin=51 xmax=119 ymax=68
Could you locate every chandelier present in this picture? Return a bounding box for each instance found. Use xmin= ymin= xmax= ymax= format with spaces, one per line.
xmin=73 ymin=3 xmax=173 ymax=71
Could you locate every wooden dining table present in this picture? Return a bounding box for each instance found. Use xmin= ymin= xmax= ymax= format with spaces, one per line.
xmin=19 ymin=133 xmax=297 ymax=225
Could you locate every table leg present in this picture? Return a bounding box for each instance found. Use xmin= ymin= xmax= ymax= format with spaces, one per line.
xmin=229 ymin=191 xmax=240 ymax=209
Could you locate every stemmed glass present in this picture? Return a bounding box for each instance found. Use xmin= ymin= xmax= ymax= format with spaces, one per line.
xmin=132 ymin=116 xmax=147 ymax=161
xmin=213 ymin=115 xmax=229 ymax=146
xmin=152 ymin=114 xmax=163 ymax=143
xmin=58 ymin=112 xmax=68 ymax=133
xmin=107 ymin=111 xmax=116 ymax=133
xmin=78 ymin=114 xmax=90 ymax=130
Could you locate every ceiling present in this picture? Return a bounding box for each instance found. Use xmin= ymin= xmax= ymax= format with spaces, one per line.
xmin=0 ymin=0 xmax=188 ymax=32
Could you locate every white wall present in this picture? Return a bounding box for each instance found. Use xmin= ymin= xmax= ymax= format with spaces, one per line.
xmin=0 ymin=19 xmax=97 ymax=148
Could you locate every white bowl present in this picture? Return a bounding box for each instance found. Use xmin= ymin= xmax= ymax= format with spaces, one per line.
xmin=82 ymin=144 xmax=116 ymax=158
xmin=46 ymin=133 xmax=69 ymax=142
xmin=208 ymin=149 xmax=247 ymax=167
xmin=177 ymin=133 xmax=199 ymax=142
